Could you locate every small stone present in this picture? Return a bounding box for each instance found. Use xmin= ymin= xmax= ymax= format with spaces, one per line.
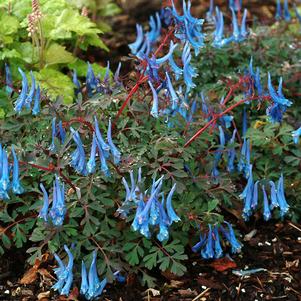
xmin=4 ymin=290 xmax=9 ymax=294
xmin=272 ymin=237 xmax=277 ymax=242
xmin=265 ymin=241 xmax=271 ymax=246
xmin=258 ymin=242 xmax=263 ymax=246
xmin=241 ymin=288 xmax=246 ymax=293
xmin=201 ymin=286 xmax=207 ymax=290
xmin=192 ymin=261 xmax=197 ymax=266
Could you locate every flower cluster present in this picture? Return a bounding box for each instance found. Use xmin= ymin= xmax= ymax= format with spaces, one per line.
xmin=275 ymin=0 xmax=291 ymax=21
xmin=39 ymin=176 xmax=66 ymax=227
xmin=14 ymin=68 xmax=41 ymax=115
xmin=213 ymin=6 xmax=248 ymax=48
xmin=117 ymin=169 xmax=180 ymax=242
xmin=53 ymin=247 xmax=123 ymax=298
xmin=192 ymin=222 xmax=242 ymax=259
xmin=82 ymin=62 xmax=122 ymax=97
xmin=81 ymin=251 xmax=123 ymax=300
xmin=240 ymin=167 xmax=289 ymax=221
xmin=52 ymin=245 xmax=74 ymax=296
xmin=71 ymin=117 xmax=121 ymax=177
xmin=0 ymin=145 xmax=24 ymax=200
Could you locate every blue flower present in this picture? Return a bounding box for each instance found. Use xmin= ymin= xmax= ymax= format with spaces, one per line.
xmin=80 ymin=261 xmax=89 ymax=296
xmin=192 ymin=233 xmax=206 ymax=253
xmin=58 ymin=121 xmax=66 ymax=144
xmin=292 ymin=127 xmax=301 ymax=144
xmin=32 ymin=85 xmax=41 ymax=116
xmin=251 ymin=180 xmax=259 ymax=210
xmin=230 ymin=8 xmax=248 ymax=42
xmin=49 ymin=117 xmax=57 ymax=152
xmin=242 ymin=107 xmax=248 ymax=136
xmin=182 ymin=43 xmax=197 ymax=93
xmin=39 ymin=183 xmax=49 ymax=222
xmin=129 ymin=24 xmax=144 ymax=55
xmin=149 ymin=81 xmax=159 ymax=118
xmin=155 ymin=41 xmax=178 ymax=65
xmin=269 ymin=181 xmax=279 ymax=209
xmin=262 ymin=185 xmax=271 ymax=221
xmin=49 ymin=176 xmax=66 ymax=227
xmin=70 ymin=128 xmax=87 ymax=176
xmin=222 ymin=222 xmax=242 ymax=253
xmin=11 ymin=146 xmax=24 ymax=194
xmin=275 ymin=0 xmax=282 ymax=20
xmin=15 ymin=68 xmax=28 ymax=113
xmin=227 ymin=129 xmax=237 ymax=172
xmin=86 ymin=63 xmax=99 ymax=97
xmin=229 ymin=0 xmax=242 ymax=11
xmin=255 ymin=67 xmax=264 ymax=97
xmin=268 ymin=73 xmax=292 ymax=107
xmin=52 ymin=245 xmax=74 ymax=296
xmin=87 ymin=133 xmax=97 ymax=174
xmin=201 ymin=225 xmax=214 ymax=259
xmin=73 ymin=70 xmax=81 ymax=95
xmin=147 ymin=13 xmax=161 ymax=44
xmin=213 ymin=225 xmax=223 ymax=258
xmin=25 ymin=71 xmax=35 ymax=109
xmin=283 ymin=0 xmax=291 ymax=21
xmin=166 ymin=183 xmax=180 ymax=224
xmin=168 ymin=41 xmax=183 ymax=80
xmin=240 ymin=165 xmax=254 ymax=220
xmin=166 ymin=71 xmax=179 ymax=111
xmin=114 ymin=62 xmax=122 ymax=86
xmin=0 ymin=148 xmax=10 ymax=194
xmin=96 ymin=140 xmax=111 ymax=177
xmin=157 ymin=197 xmax=170 ymax=242
xmin=237 ymin=138 xmax=251 ymax=178
xmin=107 ymin=118 xmax=121 ymax=164
xmin=206 ymin=0 xmax=214 ymax=21
xmin=276 ymin=174 xmax=289 ymax=217
xmin=294 ymin=4 xmax=301 ymax=25
xmin=94 ymin=116 xmax=110 ymax=157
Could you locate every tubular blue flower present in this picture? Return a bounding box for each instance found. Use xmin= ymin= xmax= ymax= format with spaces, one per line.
xmin=292 ymin=127 xmax=301 ymax=144
xmin=149 ymin=197 xmax=160 ymax=226
xmin=275 ymin=0 xmax=282 ymax=20
xmin=229 ymin=0 xmax=242 ymax=11
xmin=240 ymin=9 xmax=248 ymax=38
xmin=277 ymin=174 xmax=289 ymax=217
xmin=155 ymin=41 xmax=178 ymax=65
xmin=39 ymin=183 xmax=49 ymax=222
xmin=220 ymin=115 xmax=233 ymax=128
xmin=262 ymin=185 xmax=271 ymax=221
xmin=94 ymin=116 xmax=110 ymax=157
xmin=73 ymin=70 xmax=81 ymax=95
xmin=269 ymin=181 xmax=279 ymax=209
xmin=5 ymin=63 xmax=13 ymax=95
xmin=201 ymin=225 xmax=214 ymax=259
xmin=268 ymin=73 xmax=292 ymax=107
xmin=49 ymin=176 xmax=66 ymax=227
xmin=11 ymin=146 xmax=24 ymax=194
xmin=52 ymin=245 xmax=74 ymax=296
xmin=60 ymin=245 xmax=74 ymax=296
xmin=237 ymin=138 xmax=251 ymax=177
xmin=283 ymin=0 xmax=291 ymax=21
xmin=183 ymin=19 xmax=204 ymax=56
xmin=157 ymin=196 xmax=170 ymax=241
xmin=206 ymin=0 xmax=214 ymax=20
xmin=212 ymin=8 xmax=232 ymax=48
xmin=114 ymin=62 xmax=122 ymax=86
xmin=227 ymin=129 xmax=237 ymax=172
xmin=187 ymin=99 xmax=197 ymax=122
xmin=251 ymin=180 xmax=259 ymax=210
xmin=213 ymin=225 xmax=223 ymax=258
xmin=58 ymin=121 xmax=66 ymax=144
xmin=231 ymin=8 xmax=240 ymax=41
xmin=168 ymin=45 xmax=183 ymax=80
xmin=147 ymin=13 xmax=161 ymax=43
xmin=103 ymin=61 xmax=110 ymax=85
xmin=87 ymin=133 xmax=97 ymax=174
xmin=32 ymin=85 xmax=41 ymax=116
xmin=166 ymin=71 xmax=179 ymax=111
xmin=241 ymin=167 xmax=254 ymax=220
xmin=107 ymin=118 xmax=121 ymax=164
xmin=80 ymin=261 xmax=89 ymax=296
xmin=149 ymin=81 xmax=159 ymax=118
xmin=25 ymin=71 xmax=35 ymax=109
xmin=129 ymin=24 xmax=144 ymax=55
xmin=294 ymin=4 xmax=301 ymax=24
xmin=166 ymin=183 xmax=180 ymax=224
xmin=192 ymin=234 xmax=206 ymax=253
xmin=182 ymin=43 xmax=197 ymax=93
xmin=222 ymin=222 xmax=242 ymax=253
xmin=15 ymin=68 xmax=28 ymax=113
xmin=86 ymin=63 xmax=98 ymax=97
xmin=0 ymin=148 xmax=10 ymax=193
xmin=131 ymin=197 xmax=145 ymax=232
xmin=95 ymin=138 xmax=110 ymax=177
xmin=70 ymin=128 xmax=87 ymax=176
xmin=49 ymin=117 xmax=57 ymax=152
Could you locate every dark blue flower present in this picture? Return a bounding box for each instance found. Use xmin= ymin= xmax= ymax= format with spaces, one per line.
xmin=201 ymin=225 xmax=214 ymax=259
xmin=192 ymin=233 xmax=206 ymax=253
xmin=222 ymin=222 xmax=242 ymax=253
xmin=70 ymin=128 xmax=87 ymax=176
xmin=268 ymin=73 xmax=292 ymax=107
xmin=275 ymin=0 xmax=282 ymax=20
xmin=213 ymin=225 xmax=223 ymax=258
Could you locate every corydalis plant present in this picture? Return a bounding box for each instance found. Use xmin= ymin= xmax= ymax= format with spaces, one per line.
xmin=118 ymin=169 xmax=180 ymax=242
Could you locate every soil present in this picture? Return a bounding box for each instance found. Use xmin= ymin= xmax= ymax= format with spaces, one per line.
xmin=0 ymin=221 xmax=300 ymax=301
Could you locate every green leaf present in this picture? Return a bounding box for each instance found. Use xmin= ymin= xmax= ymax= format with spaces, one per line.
xmin=45 ymin=43 xmax=75 ymax=66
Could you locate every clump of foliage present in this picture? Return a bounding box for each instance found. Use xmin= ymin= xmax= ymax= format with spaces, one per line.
xmin=0 ymin=0 xmax=118 ymax=103
xmin=0 ymin=0 xmax=300 ymax=298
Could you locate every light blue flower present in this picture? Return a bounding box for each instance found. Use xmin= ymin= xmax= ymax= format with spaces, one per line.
xmin=149 ymin=81 xmax=159 ymax=118
xmin=192 ymin=233 xmax=206 ymax=253
xmin=15 ymin=68 xmax=28 ymax=113
xmin=166 ymin=183 xmax=180 ymax=224
xmin=292 ymin=127 xmax=301 ymax=144
xmin=107 ymin=118 xmax=121 ymax=165
xmin=276 ymin=174 xmax=289 ymax=217
xmin=80 ymin=261 xmax=89 ymax=296
xmin=11 ymin=146 xmax=24 ymax=194
xmin=25 ymin=71 xmax=35 ymax=109
xmin=213 ymin=225 xmax=223 ymax=258
xmin=227 ymin=129 xmax=237 ymax=172
xmin=49 ymin=117 xmax=57 ymax=152
xmin=86 ymin=62 xmax=98 ymax=97
xmin=201 ymin=225 xmax=214 ymax=259
xmin=275 ymin=0 xmax=282 ymax=20
xmin=262 ymin=185 xmax=271 ymax=221
xmin=87 ymin=133 xmax=97 ymax=174
xmin=70 ymin=128 xmax=87 ymax=176
xmin=283 ymin=0 xmax=291 ymax=21
xmin=268 ymin=73 xmax=292 ymax=107
xmin=38 ymin=183 xmax=49 ymax=222
xmin=223 ymin=222 xmax=242 ymax=253
xmin=129 ymin=24 xmax=144 ymax=55
xmin=0 ymin=148 xmax=10 ymax=193
xmin=166 ymin=72 xmax=179 ymax=111
xmin=94 ymin=116 xmax=110 ymax=157
xmin=251 ymin=180 xmax=259 ymax=210
xmin=32 ymin=85 xmax=41 ymax=116
xmin=269 ymin=181 xmax=279 ymax=209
